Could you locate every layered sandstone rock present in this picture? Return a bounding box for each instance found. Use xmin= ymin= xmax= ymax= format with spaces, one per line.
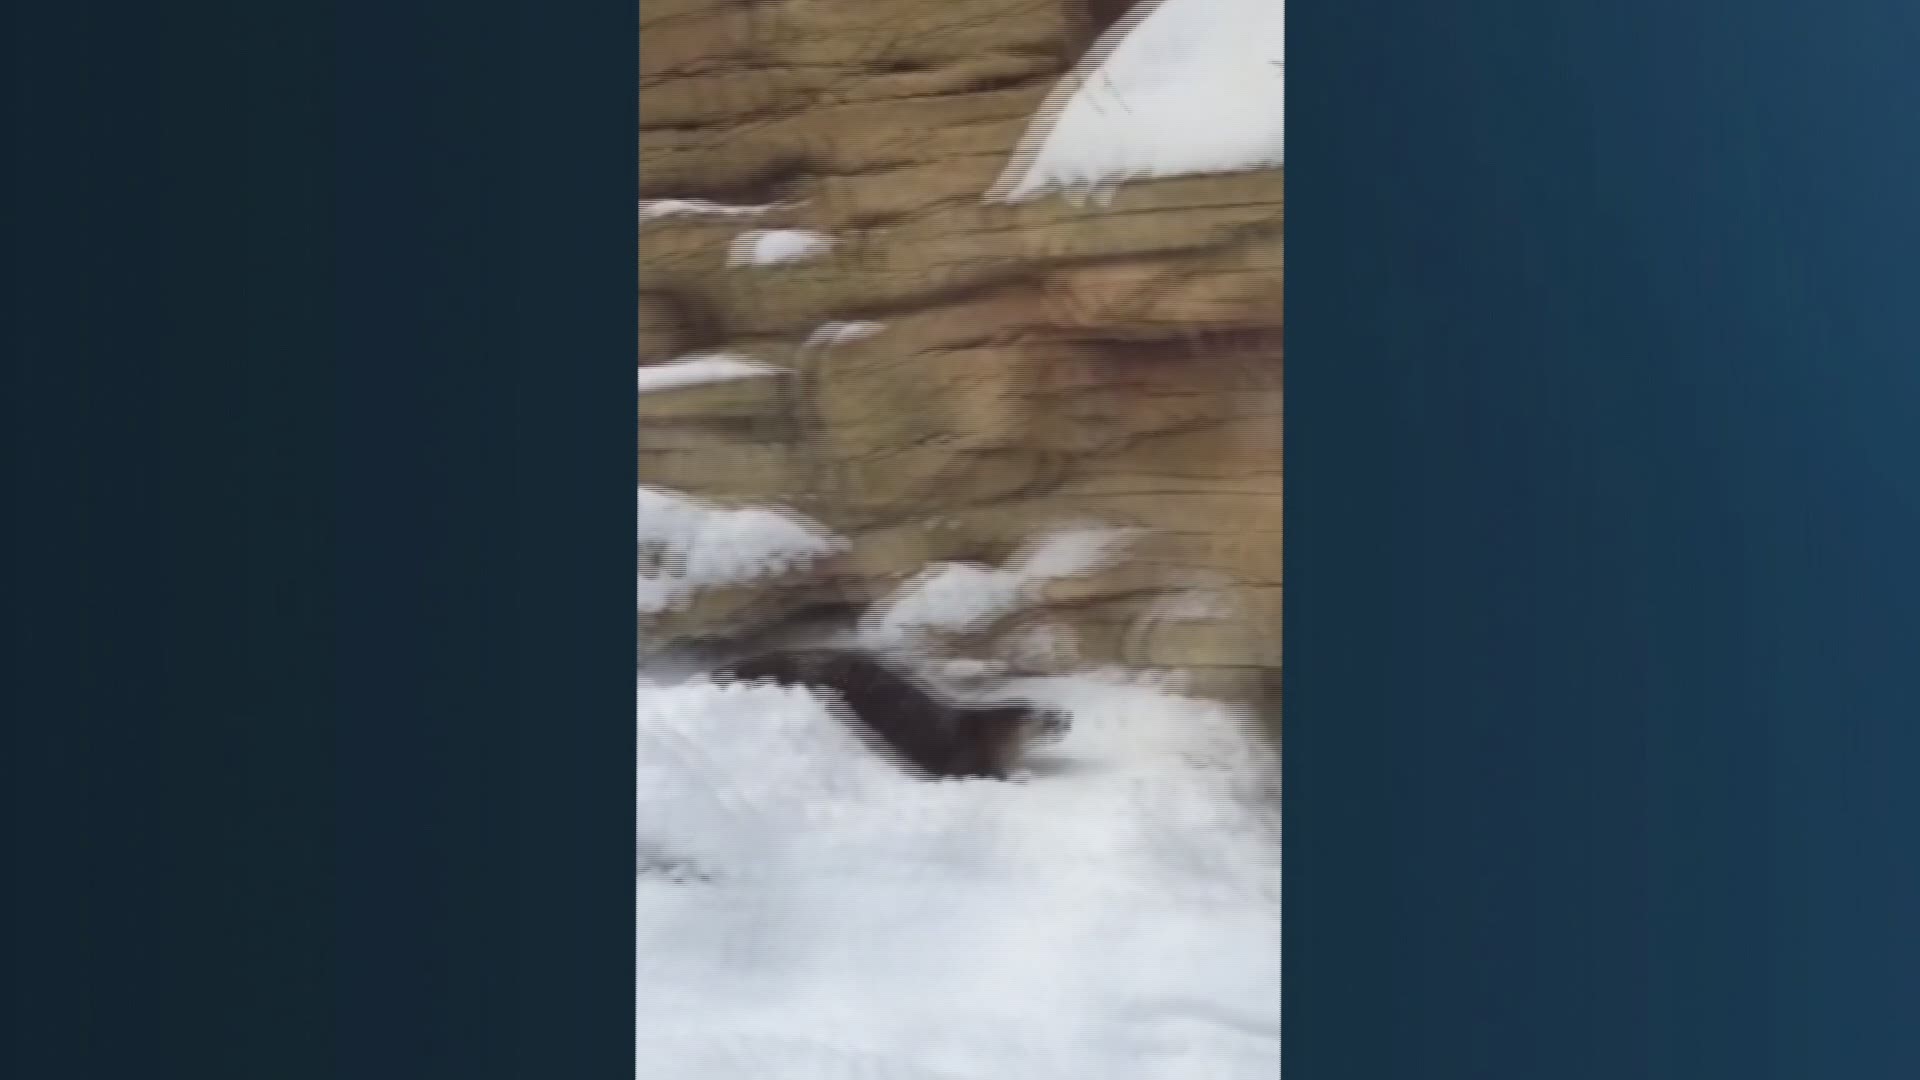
xmin=639 ymin=0 xmax=1281 ymax=722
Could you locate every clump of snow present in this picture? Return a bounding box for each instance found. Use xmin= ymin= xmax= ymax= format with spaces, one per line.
xmin=864 ymin=562 xmax=1028 ymax=645
xmin=728 ymin=229 xmax=837 ymax=267
xmin=637 ymin=353 xmax=784 ymax=395
xmin=640 ymin=198 xmax=791 ymax=222
xmin=637 ymin=487 xmax=845 ymax=615
xmin=801 ymin=320 xmax=887 ymax=349
xmin=636 ymin=667 xmax=1280 ymax=1079
xmin=919 ymin=656 xmax=1016 ymax=694
xmin=1011 ymin=525 xmax=1146 ymax=581
xmin=989 ymin=0 xmax=1284 ymax=204
xmin=861 ymin=525 xmax=1143 ymax=647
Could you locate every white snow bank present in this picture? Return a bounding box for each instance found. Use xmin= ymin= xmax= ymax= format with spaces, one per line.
xmin=727 ymin=228 xmax=837 ymax=267
xmin=637 ymin=487 xmax=845 ymax=615
xmin=637 ymin=353 xmax=784 ymax=395
xmin=639 ymin=198 xmax=790 ymax=222
xmin=990 ymin=0 xmax=1284 ymax=204
xmin=636 ymin=669 xmax=1280 ymax=1079
xmin=861 ymin=526 xmax=1144 ymax=647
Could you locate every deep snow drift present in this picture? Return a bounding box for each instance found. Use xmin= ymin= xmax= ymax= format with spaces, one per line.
xmin=637 ymin=665 xmax=1281 ymax=1078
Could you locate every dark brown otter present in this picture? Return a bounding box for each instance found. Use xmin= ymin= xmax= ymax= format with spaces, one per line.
xmin=711 ymin=648 xmax=1071 ymax=780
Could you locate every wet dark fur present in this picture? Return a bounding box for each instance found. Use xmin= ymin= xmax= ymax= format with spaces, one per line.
xmin=711 ymin=648 xmax=1067 ymax=780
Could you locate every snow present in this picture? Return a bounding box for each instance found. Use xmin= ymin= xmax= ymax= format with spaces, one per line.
xmin=861 ymin=526 xmax=1143 ymax=647
xmin=1012 ymin=525 xmax=1145 ymax=581
xmin=637 ymin=668 xmax=1281 ymax=1079
xmin=989 ymin=0 xmax=1284 ymax=204
xmin=802 ymin=321 xmax=888 ymax=349
xmin=640 ymin=198 xmax=790 ymax=222
xmin=865 ymin=562 xmax=1029 ymax=644
xmin=637 ymin=353 xmax=784 ymax=395
xmin=728 ymin=228 xmax=838 ymax=267
xmin=637 ymin=487 xmax=846 ymax=615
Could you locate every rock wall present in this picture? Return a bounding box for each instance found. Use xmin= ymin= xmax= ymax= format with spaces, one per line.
xmin=639 ymin=0 xmax=1282 ymax=715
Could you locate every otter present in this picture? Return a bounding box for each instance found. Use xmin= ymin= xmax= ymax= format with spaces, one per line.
xmin=710 ymin=648 xmax=1072 ymax=780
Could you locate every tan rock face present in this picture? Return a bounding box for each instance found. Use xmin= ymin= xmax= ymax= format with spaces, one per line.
xmin=639 ymin=0 xmax=1281 ymax=717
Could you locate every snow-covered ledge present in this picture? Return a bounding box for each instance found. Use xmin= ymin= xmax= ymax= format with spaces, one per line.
xmin=637 ymin=353 xmax=785 ymax=396
xmin=989 ymin=0 xmax=1284 ymax=205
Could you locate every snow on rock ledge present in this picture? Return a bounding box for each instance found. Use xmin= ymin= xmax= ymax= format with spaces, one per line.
xmin=727 ymin=229 xmax=837 ymax=267
xmin=639 ymin=198 xmax=790 ymax=222
xmin=990 ymin=0 xmax=1284 ymax=204
xmin=802 ymin=321 xmax=887 ymax=350
xmin=860 ymin=525 xmax=1145 ymax=648
xmin=637 ymin=353 xmax=784 ymax=395
xmin=638 ymin=486 xmax=846 ymax=616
